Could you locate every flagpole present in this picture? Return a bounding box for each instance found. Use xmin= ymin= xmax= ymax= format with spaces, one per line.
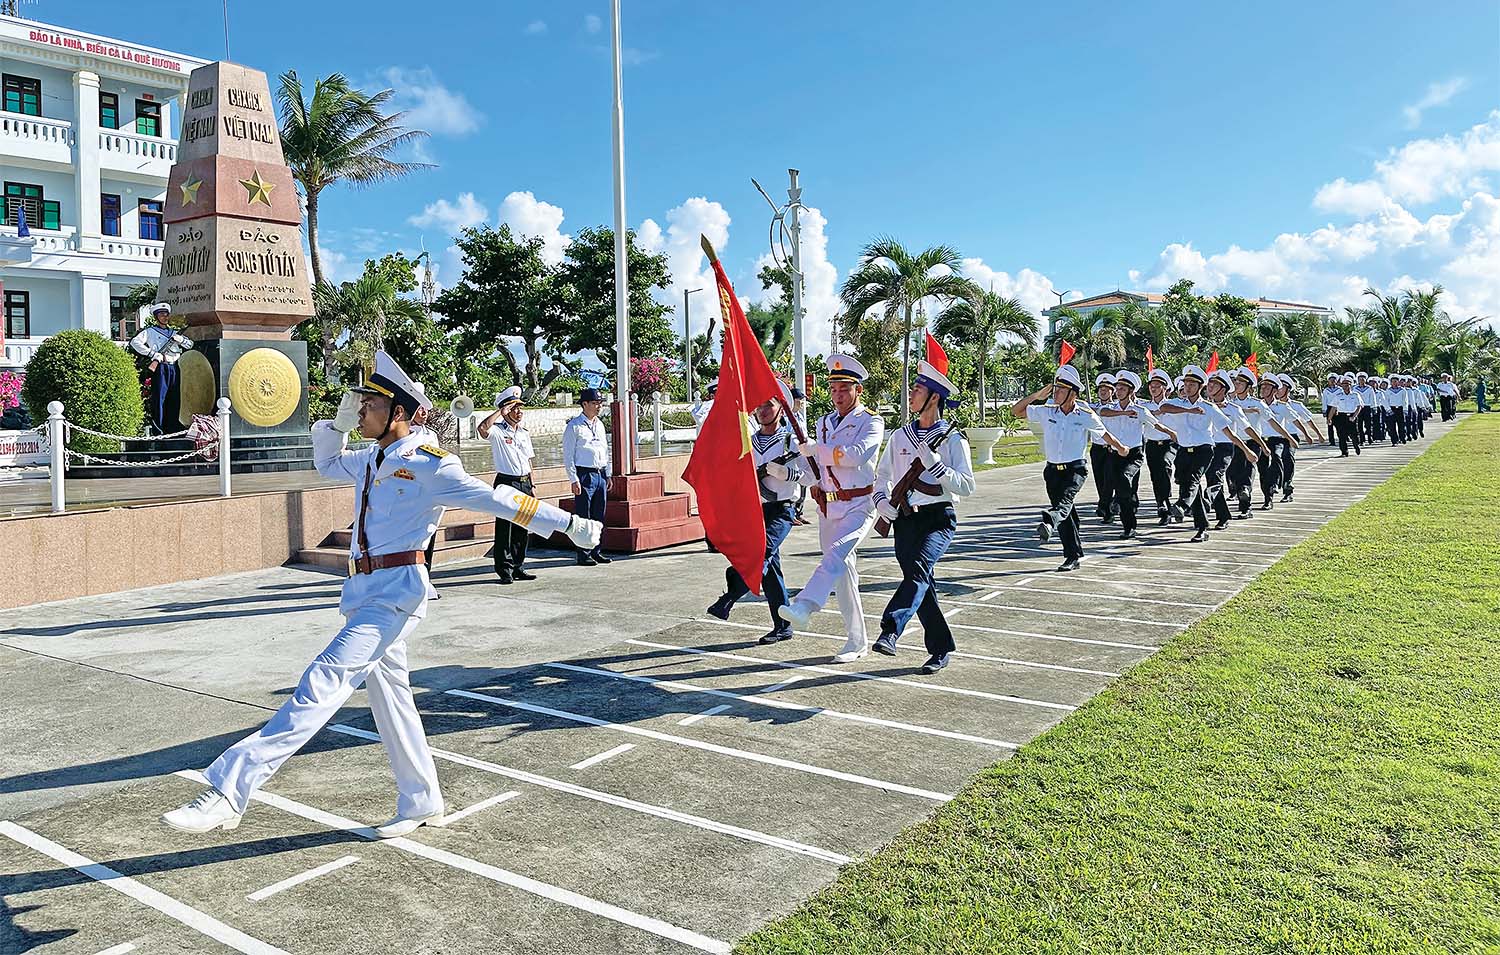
xmin=609 ymin=0 xmax=632 ymax=476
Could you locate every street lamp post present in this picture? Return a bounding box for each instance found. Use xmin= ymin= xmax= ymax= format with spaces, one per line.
xmin=684 ymin=287 xmax=702 ymax=400
xmin=787 ymin=169 xmax=804 ymax=427
xmin=609 ymin=0 xmax=632 ymax=476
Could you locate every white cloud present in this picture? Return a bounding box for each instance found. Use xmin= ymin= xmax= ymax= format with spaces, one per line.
xmin=1404 ymin=77 xmax=1469 ymax=128
xmin=524 ymin=19 xmax=547 ymax=36
xmin=746 ymin=206 xmax=841 ymax=358
xmin=408 ymin=192 xmax=489 ymax=232
xmin=376 ymin=67 xmax=482 ymax=137
xmin=956 ymin=259 xmax=1062 ymax=339
xmin=638 ymin=197 xmax=732 ymax=346
xmin=497 ymin=191 xmax=571 ymax=266
xmin=1313 ymin=110 xmax=1500 ymax=213
xmin=584 ymin=13 xmax=602 ymax=33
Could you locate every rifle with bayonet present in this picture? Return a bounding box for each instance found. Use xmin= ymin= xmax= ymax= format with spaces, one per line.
xmin=875 ymin=422 xmax=962 ymax=537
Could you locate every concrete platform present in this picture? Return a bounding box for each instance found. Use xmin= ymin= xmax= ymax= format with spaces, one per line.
xmin=0 ymin=419 xmax=1457 ymax=954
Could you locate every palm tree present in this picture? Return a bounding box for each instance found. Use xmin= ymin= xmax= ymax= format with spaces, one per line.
xmin=839 ymin=237 xmax=975 ymax=417
xmin=313 ymin=273 xmax=425 ymax=375
xmin=1349 ymin=287 xmax=1423 ymax=372
xmin=278 ymin=71 xmax=430 ymax=358
xmin=933 ymin=290 xmax=1036 ymax=424
xmin=1043 ymin=307 xmax=1126 ymax=385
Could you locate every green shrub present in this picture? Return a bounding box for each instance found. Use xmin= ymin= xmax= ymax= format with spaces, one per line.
xmin=22 ymin=330 xmax=144 ymax=455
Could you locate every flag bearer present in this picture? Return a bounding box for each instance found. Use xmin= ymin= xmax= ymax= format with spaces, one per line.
xmin=706 ymin=382 xmax=810 ymax=644
xmin=1166 ymin=365 xmax=1233 ymax=542
xmin=870 ymin=361 xmax=975 ymax=674
xmin=1095 ymin=370 xmax=1176 ymax=539
xmin=1089 ymin=372 xmax=1118 ymax=522
xmin=781 ymin=355 xmax=885 ymax=663
xmin=1140 ymin=369 xmax=1179 ymax=525
xmin=1013 ymin=364 xmax=1130 ymax=571
xmin=1203 ymin=369 xmax=1260 ymax=529
xmin=163 ymin=352 xmax=601 ymax=837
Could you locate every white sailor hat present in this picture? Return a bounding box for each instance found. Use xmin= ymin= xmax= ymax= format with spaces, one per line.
xmin=496 ymin=385 xmax=523 ymax=409
xmin=353 ymin=350 xmax=424 ymax=414
xmin=1174 ymin=376 xmax=1185 ymax=391
xmin=410 ymin=381 xmax=434 ymax=412
xmin=705 ymin=378 xmax=719 ymax=395
xmin=913 ymin=359 xmax=955 ymax=399
xmin=1442 ymin=372 xmax=1453 ymax=379
xmin=826 ymin=353 xmax=867 ymax=383
xmin=1357 ymin=370 xmax=1369 ymax=378
xmin=1114 ymin=369 xmax=1141 ymax=392
xmin=1326 ymin=372 xmax=1337 ymax=380
xmin=1054 ymin=363 xmax=1084 ymax=392
xmin=1275 ymin=373 xmax=1294 ymax=388
xmin=1234 ymin=366 xmax=1258 ymax=386
xmin=150 ymin=301 xmax=172 ymax=315
xmin=1208 ymin=369 xmax=1234 ymax=390
xmin=1095 ymin=372 xmax=1116 ymax=387
xmin=1337 ymin=374 xmax=1354 ymax=385
xmin=1148 ymin=368 xmax=1172 ymax=388
xmin=1181 ymin=364 xmax=1207 ymax=384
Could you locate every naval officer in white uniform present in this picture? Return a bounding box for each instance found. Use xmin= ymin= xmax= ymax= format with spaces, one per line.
xmin=163 ymin=351 xmax=602 ymax=837
xmin=781 ymin=354 xmax=885 ymax=663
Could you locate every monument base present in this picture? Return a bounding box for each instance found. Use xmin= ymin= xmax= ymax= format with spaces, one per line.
xmin=552 ymin=471 xmax=703 ymax=553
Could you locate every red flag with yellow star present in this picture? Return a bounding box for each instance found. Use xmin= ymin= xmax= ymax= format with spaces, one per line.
xmin=683 ymin=236 xmax=786 ymax=594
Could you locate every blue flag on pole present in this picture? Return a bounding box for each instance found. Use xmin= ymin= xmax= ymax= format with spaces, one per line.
xmin=15 ymin=203 xmax=29 ymax=238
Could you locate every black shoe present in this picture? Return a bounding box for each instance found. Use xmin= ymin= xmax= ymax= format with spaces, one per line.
xmin=1281 ymin=491 xmax=1293 ymax=503
xmin=1119 ymin=528 xmax=1136 ymax=540
xmin=872 ymin=632 xmax=899 ymax=656
xmin=758 ymin=627 xmax=794 ymax=645
xmin=1057 ymin=558 xmax=1081 ymax=572
xmin=706 ymin=598 xmax=733 ymax=621
xmin=1214 ymin=518 xmax=1231 ymax=530
xmin=1260 ymin=499 xmax=1274 ymax=510
xmin=576 ymin=554 xmax=598 ymax=566
xmin=1102 ymin=513 xmax=1116 ymax=524
xmin=593 ymin=553 xmax=613 ymax=564
xmin=1168 ymin=504 xmax=1184 ymax=524
xmin=1157 ymin=509 xmax=1170 ymax=526
xmin=497 ymin=573 xmax=514 ymax=585
xmin=920 ymin=654 xmax=950 ymax=674
xmin=513 ymin=570 xmax=538 ymax=581
xmin=1341 ymin=452 xmax=1349 ymax=457
xmin=1238 ymin=490 xmax=1251 ymax=511
xmin=1036 ymin=520 xmax=1053 ymax=543
xmin=1190 ymin=529 xmax=1209 ymax=543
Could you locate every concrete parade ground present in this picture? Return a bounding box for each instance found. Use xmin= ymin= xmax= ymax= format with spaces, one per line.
xmin=0 ymin=418 xmax=1457 ymax=954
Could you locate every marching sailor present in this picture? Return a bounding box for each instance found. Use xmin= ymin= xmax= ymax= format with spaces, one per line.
xmin=1203 ymin=369 xmax=1260 ymax=530
xmin=1273 ymin=374 xmax=1323 ymax=502
xmin=1386 ymin=375 xmax=1409 ymax=445
xmin=1089 ymin=373 xmax=1119 ymax=522
xmin=1373 ymin=376 xmax=1393 ymax=443
xmin=870 ymin=361 xmax=975 ymax=674
xmin=781 ymin=354 xmax=885 ymax=663
xmin=1013 ymin=364 xmax=1130 ymax=571
xmin=1165 ymin=365 xmax=1233 ymax=542
xmin=1326 ymin=375 xmax=1364 ymax=456
xmin=1228 ymin=368 xmax=1276 ymax=518
xmin=478 ymin=386 xmax=537 ymax=583
xmin=163 ymin=352 xmax=601 ymax=836
xmin=1140 ymin=369 xmax=1180 ymax=525
xmin=706 ymin=381 xmax=810 ymax=644
xmin=1254 ymin=372 xmax=1299 ymax=507
xmin=1437 ymin=373 xmax=1460 ymax=421
xmin=1353 ymin=372 xmax=1376 ymax=445
xmin=1095 ymin=370 xmax=1176 ymax=539
xmin=1321 ymin=374 xmax=1340 ymax=447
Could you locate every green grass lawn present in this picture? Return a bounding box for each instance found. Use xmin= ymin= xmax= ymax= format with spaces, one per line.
xmin=974 ymin=434 xmax=1044 ymax=471
xmin=739 ymin=415 xmax=1500 ymax=954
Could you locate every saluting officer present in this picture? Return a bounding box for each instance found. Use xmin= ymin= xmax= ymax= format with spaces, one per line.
xmin=478 ymin=386 xmax=537 ymax=583
xmin=163 ymin=352 xmax=601 ymax=837
xmin=706 ymin=381 xmax=810 ymax=644
xmin=563 ymin=387 xmax=612 ymax=565
xmin=871 ymin=361 xmax=975 ymax=674
xmin=781 ymin=354 xmax=885 ymax=663
xmin=1013 ymin=364 xmax=1130 ymax=571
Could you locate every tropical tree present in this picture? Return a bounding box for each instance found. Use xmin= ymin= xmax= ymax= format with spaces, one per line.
xmin=933 ymin=291 xmax=1037 ymax=424
xmin=278 ymin=71 xmax=430 ymax=359
xmin=839 ymin=237 xmax=976 ymax=417
xmin=315 ymin=272 xmax=425 ymax=374
xmin=1345 ymin=286 xmax=1444 ymax=373
xmin=745 ymin=302 xmax=794 ymax=367
xmin=1043 ymin=307 xmax=1126 ymax=385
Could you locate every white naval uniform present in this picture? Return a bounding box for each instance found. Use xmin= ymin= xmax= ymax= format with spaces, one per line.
xmin=752 ymin=425 xmax=812 ymax=502
xmin=204 ymin=423 xmax=572 ymax=817
xmin=795 ymin=405 xmax=884 ymax=654
xmin=488 ymin=419 xmax=535 ymax=476
xmin=873 ymin=421 xmax=977 ymax=513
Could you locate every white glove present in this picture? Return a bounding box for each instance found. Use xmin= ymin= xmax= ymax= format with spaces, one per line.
xmin=916 ymin=444 xmax=941 ymax=468
xmin=332 ymin=391 xmax=361 ymax=433
xmin=764 ymin=461 xmax=790 ymax=481
xmin=566 ymin=515 xmax=602 ymax=550
xmin=798 ymin=440 xmax=817 ymax=457
xmin=876 ymin=499 xmax=899 ymax=522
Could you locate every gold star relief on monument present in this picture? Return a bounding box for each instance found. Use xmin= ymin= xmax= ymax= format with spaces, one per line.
xmin=238 ymin=169 xmax=275 ymax=207
xmin=179 ymin=177 xmax=203 ymax=205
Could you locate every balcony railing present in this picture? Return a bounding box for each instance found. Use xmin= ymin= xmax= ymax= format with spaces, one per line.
xmin=98 ymin=130 xmax=177 ymax=164
xmin=100 ymin=238 xmax=163 ymax=261
xmin=0 ymin=114 xmax=76 ymax=148
xmin=2 ymin=337 xmax=46 ymax=369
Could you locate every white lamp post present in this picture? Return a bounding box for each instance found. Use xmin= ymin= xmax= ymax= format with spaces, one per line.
xmin=609 ymin=0 xmax=632 ymax=476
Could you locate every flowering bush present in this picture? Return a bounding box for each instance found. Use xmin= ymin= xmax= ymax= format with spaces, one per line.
xmin=630 ymin=356 xmax=672 ymax=398
xmin=0 ymin=371 xmax=22 ymax=411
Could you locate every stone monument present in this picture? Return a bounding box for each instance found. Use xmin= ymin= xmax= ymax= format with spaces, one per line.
xmin=156 ymin=61 xmax=314 ymax=443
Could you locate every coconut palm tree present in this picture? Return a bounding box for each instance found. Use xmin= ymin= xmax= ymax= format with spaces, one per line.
xmin=314 ymin=273 xmax=426 ymax=376
xmin=1043 ymin=307 xmax=1126 ymax=385
xmin=933 ymin=290 xmax=1037 ymax=424
xmin=278 ymin=71 xmax=430 ymax=364
xmin=839 ymin=237 xmax=976 ymax=417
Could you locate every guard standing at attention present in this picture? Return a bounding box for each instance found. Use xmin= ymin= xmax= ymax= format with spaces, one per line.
xmin=563 ymin=387 xmax=612 ymax=566
xmin=478 ymin=386 xmax=537 ymax=583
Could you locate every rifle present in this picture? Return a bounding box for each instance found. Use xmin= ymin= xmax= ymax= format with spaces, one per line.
xmin=776 ymin=397 xmax=827 ymax=514
xmin=875 ymin=422 xmax=961 ymax=538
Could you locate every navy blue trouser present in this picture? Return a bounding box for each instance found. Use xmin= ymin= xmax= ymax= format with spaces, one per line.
xmin=723 ymin=501 xmax=794 ymax=629
xmin=880 ymin=503 xmax=957 ymax=657
xmin=574 ymin=467 xmax=607 ymax=556
xmin=1206 ymin=442 xmax=1236 ymax=523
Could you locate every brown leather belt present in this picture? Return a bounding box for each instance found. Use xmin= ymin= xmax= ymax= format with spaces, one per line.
xmin=348 ymin=551 xmax=427 ymax=576
xmin=831 ymin=485 xmax=873 ymax=502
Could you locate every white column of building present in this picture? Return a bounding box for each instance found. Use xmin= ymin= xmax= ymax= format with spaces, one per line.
xmin=72 ymin=70 xmax=103 ymax=256
xmin=79 ymin=271 xmax=111 ymax=335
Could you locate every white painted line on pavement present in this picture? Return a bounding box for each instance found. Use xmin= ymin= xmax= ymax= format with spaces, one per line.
xmin=569 ymin=743 xmax=637 ymax=770
xmin=0 ymin=821 xmax=289 ymax=955
xmin=174 ymin=772 xmax=732 ymax=954
xmin=247 ymin=855 xmax=361 ymax=902
xmin=441 ymin=791 xmax=522 ymax=825
xmin=973 ymin=592 xmax=1183 ymax=627
xmin=988 ymin=583 xmax=1218 ymax=608
xmin=328 ymin=725 xmax=850 ymax=864
xmin=763 ymin=675 xmax=804 ymax=693
xmin=701 ymin=618 xmax=1124 ymax=677
xmin=448 ymin=687 xmax=955 ymax=802
xmin=92 ymin=945 xmax=138 ymax=955
xmin=677 ymin=704 xmax=733 ymax=726
xmin=628 ymin=638 xmax=1078 ymax=712
xmin=547 ymin=661 xmax=1019 ymax=749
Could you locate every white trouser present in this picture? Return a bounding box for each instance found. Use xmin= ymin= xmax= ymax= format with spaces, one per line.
xmin=797 ymin=497 xmax=877 ymax=653
xmin=204 ymin=600 xmax=443 ymax=819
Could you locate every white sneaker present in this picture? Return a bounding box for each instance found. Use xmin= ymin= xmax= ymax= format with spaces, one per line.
xmin=780 ymin=599 xmax=816 ymax=629
xmin=374 ymin=810 xmax=446 ymax=839
xmin=162 ymin=789 xmax=242 ymax=833
xmin=832 ymin=645 xmax=869 ymax=664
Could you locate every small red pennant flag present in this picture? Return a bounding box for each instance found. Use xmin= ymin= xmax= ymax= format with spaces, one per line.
xmin=1059 ymin=340 xmax=1076 ymax=365
xmin=924 ymin=331 xmax=949 ymax=376
xmin=1246 ymin=352 xmax=1259 ymax=374
xmin=1206 ymin=351 xmax=1220 ymax=374
xmin=1145 ymin=345 xmax=1155 ymax=374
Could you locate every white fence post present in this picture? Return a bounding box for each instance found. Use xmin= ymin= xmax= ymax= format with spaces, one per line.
xmin=46 ymin=400 xmax=65 ymax=514
xmin=216 ymin=397 xmax=232 ymax=498
xmin=652 ymin=391 xmax=663 ymax=457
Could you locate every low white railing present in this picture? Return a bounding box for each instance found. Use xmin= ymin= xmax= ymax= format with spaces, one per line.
xmin=1 ymin=338 xmax=45 ymax=369
xmin=100 ymin=239 xmax=162 ymax=260
xmin=98 ymin=130 xmax=177 ymax=163
xmin=0 ymin=114 xmax=75 ymax=148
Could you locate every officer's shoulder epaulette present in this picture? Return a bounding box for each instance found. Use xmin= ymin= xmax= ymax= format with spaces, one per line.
xmin=416 ymin=444 xmax=450 ymax=458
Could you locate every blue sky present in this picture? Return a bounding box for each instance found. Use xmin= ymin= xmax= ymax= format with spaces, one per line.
xmin=41 ymin=0 xmax=1500 ymax=345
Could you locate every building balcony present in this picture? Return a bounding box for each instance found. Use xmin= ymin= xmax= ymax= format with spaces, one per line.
xmin=1 ymin=337 xmax=46 ymax=369
xmin=98 ymin=129 xmax=177 ymax=179
xmin=5 ymin=225 xmax=163 ymax=270
xmin=0 ymin=113 xmax=75 ymax=166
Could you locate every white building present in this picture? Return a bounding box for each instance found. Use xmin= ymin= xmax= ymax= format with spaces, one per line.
xmin=1 ymin=14 xmax=208 ymax=368
xmin=1042 ymin=290 xmax=1334 ymax=337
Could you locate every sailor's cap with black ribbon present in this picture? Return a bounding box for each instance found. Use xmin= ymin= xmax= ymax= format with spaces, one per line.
xmin=826 ymin=353 xmax=867 ymax=384
xmin=1148 ymin=368 xmax=1172 ymax=388
xmin=1114 ymin=370 xmax=1141 ymax=392
xmin=1234 ymin=366 xmax=1258 ymax=387
xmin=496 ymin=385 xmax=523 ymax=409
xmin=1208 ymin=369 xmax=1234 ymax=390
xmin=352 ymin=350 xmax=423 ymax=415
xmin=1054 ymin=363 xmax=1084 ymax=392
xmin=1180 ymin=364 xmax=1208 ymax=384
